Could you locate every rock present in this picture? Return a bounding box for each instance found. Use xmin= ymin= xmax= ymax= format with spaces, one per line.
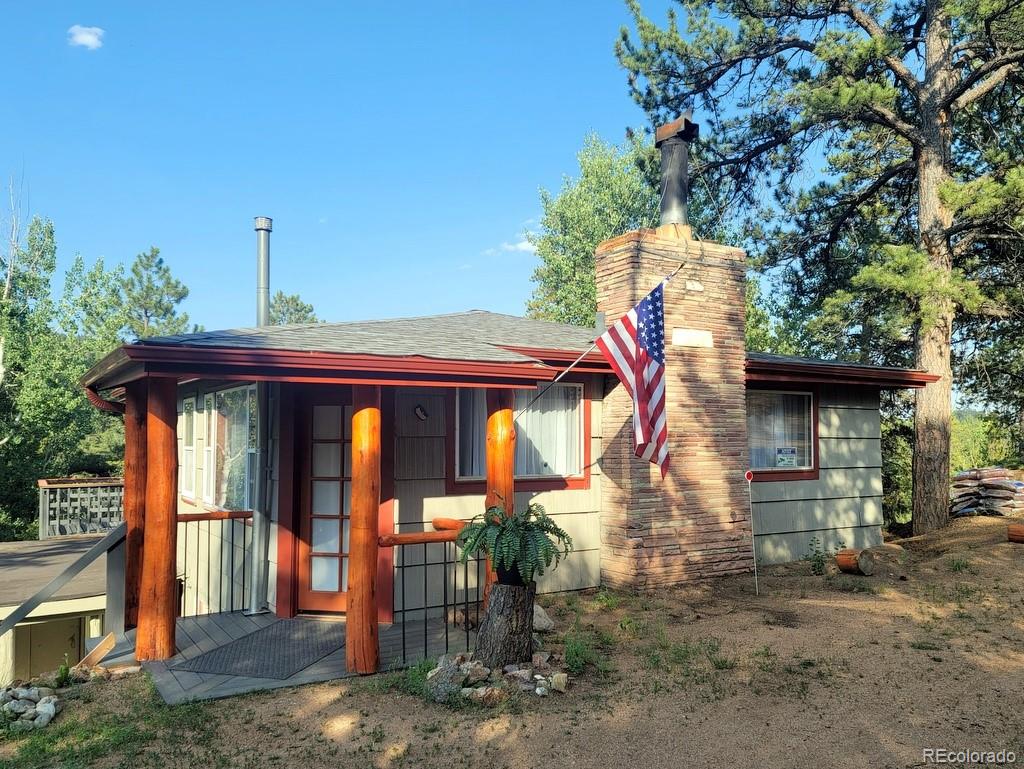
xmin=34 ymin=712 xmax=52 ymax=728
xmin=0 ymin=690 xmax=11 ymax=705
xmin=12 ymin=687 xmax=38 ymax=702
xmin=8 ymin=719 xmax=34 ymax=733
xmin=535 ymin=686 xmax=549 ymax=696
xmin=505 ymin=668 xmax=533 ymax=683
xmin=460 ymin=661 xmax=491 ymax=685
xmin=532 ymin=651 xmax=551 ymax=669
xmin=502 ymin=663 xmax=521 ymax=674
xmin=34 ymin=687 xmax=55 ymax=699
xmin=425 ymin=656 xmax=466 ymax=703
xmin=465 ymin=686 xmax=507 ymax=707
xmin=3 ymin=699 xmax=30 ymax=716
xmin=551 ymin=672 xmax=568 ymax=693
xmin=36 ymin=700 xmax=58 ymax=718
xmin=19 ymin=708 xmax=37 ymax=721
xmin=518 ymin=681 xmax=536 ymax=692
xmin=533 ymin=604 xmax=555 ymax=632
xmin=109 ymin=665 xmax=142 ymax=680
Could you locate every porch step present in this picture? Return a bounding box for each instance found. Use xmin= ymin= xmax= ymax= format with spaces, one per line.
xmin=84 ymin=632 xmax=136 ymax=667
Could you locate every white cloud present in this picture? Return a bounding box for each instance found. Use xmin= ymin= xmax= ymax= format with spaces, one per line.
xmin=500 ymin=239 xmax=537 ymax=254
xmin=68 ymin=25 xmax=104 ymax=50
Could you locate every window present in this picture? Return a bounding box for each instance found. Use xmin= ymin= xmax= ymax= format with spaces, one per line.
xmin=211 ymin=385 xmax=257 ymax=510
xmin=456 ymin=383 xmax=584 ymax=480
xmin=746 ymin=390 xmax=815 ymax=473
xmin=180 ymin=397 xmax=196 ymax=497
xmin=202 ymin=394 xmax=215 ymax=504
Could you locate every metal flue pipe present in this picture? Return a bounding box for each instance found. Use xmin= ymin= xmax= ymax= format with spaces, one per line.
xmin=254 ymin=216 xmax=272 ymax=327
xmin=654 ymin=112 xmax=699 ymax=227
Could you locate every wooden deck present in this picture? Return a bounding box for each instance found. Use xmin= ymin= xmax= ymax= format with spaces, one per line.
xmin=96 ymin=612 xmax=471 ymax=704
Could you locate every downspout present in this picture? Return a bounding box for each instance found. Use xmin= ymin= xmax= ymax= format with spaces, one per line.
xmin=84 ymin=385 xmax=126 ymax=415
xmin=248 ymin=217 xmax=273 ymax=615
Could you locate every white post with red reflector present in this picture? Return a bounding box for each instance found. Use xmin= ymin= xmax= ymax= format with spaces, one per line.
xmin=745 ymin=469 xmax=759 ymax=596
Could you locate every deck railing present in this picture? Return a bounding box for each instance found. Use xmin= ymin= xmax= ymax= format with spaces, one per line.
xmin=380 ymin=522 xmax=486 ymax=667
xmin=176 ymin=512 xmax=254 ymax=618
xmin=37 ymin=477 xmax=125 ymax=539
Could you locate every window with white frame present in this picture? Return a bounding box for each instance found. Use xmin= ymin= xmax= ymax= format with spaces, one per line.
xmin=211 ymin=385 xmax=257 ymax=510
xmin=202 ymin=393 xmax=215 ymax=504
xmin=456 ymin=383 xmax=584 ymax=480
xmin=746 ymin=390 xmax=814 ymax=471
xmin=180 ymin=397 xmax=196 ymax=497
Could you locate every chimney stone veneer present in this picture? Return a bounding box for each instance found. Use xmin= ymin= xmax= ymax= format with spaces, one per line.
xmin=596 ymin=226 xmax=753 ymax=588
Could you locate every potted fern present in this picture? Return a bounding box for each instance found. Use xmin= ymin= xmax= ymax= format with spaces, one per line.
xmin=457 ymin=501 xmax=574 ymax=586
xmin=457 ymin=502 xmax=573 ymax=668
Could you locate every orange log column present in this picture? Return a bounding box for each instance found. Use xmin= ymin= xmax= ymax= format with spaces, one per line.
xmin=135 ymin=377 xmax=179 ymax=661
xmin=347 ymin=385 xmax=382 ymax=674
xmin=122 ymin=380 xmax=148 ymax=630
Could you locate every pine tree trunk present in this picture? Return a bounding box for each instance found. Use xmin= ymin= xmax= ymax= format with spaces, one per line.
xmin=472 ymin=581 xmax=535 ymax=670
xmin=912 ymin=0 xmax=957 ymax=536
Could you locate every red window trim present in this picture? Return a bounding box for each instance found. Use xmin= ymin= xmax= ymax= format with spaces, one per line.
xmin=746 ymin=384 xmax=820 ymax=483
xmin=443 ymin=379 xmax=593 ymax=495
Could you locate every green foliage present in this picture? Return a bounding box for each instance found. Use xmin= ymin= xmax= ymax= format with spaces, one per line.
xmin=55 ymin=653 xmax=72 ymax=688
xmin=269 ymin=290 xmax=318 ymax=325
xmin=563 ymin=624 xmax=613 ymax=677
xmin=121 ymin=246 xmax=190 ymax=339
xmin=881 ymin=406 xmax=914 ymax=526
xmin=950 ymin=410 xmax=1015 ymax=472
xmin=804 ymin=536 xmax=843 ymax=576
xmin=456 ymin=502 xmax=573 ymax=583
xmin=526 ymin=134 xmax=659 ymax=326
xmin=0 ymin=215 xmax=194 ymax=539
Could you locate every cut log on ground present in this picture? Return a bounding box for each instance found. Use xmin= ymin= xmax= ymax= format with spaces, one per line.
xmin=1008 ymin=524 xmax=1024 ymax=544
xmin=836 ymin=548 xmax=875 ymax=576
xmin=472 ymin=581 xmax=536 ymax=670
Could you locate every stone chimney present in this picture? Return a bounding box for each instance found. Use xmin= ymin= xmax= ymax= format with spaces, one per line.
xmin=595 ymin=117 xmax=753 ymax=589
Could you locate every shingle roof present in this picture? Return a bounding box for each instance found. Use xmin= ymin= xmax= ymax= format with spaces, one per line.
xmin=746 ymin=351 xmax=920 ymax=374
xmin=140 ymin=310 xmax=598 ymax=365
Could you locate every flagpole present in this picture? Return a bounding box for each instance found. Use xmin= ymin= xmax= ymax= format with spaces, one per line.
xmin=516 ymin=266 xmax=684 ymax=419
xmin=514 ymin=340 xmax=599 ymax=419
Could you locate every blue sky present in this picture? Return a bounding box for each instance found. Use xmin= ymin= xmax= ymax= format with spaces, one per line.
xmin=1 ymin=1 xmax=675 ymax=331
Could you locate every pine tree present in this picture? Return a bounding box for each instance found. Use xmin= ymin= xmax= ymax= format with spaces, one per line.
xmin=121 ymin=247 xmax=190 ymax=338
xmin=268 ymin=290 xmax=318 ymax=325
xmin=618 ymin=0 xmax=1024 ymax=533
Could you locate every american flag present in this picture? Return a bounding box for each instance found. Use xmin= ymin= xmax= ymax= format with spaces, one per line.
xmin=596 ymin=281 xmax=670 ymax=477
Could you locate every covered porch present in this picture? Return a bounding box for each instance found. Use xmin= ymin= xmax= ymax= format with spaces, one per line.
xmin=81 ymin=315 xmax=607 ymax=694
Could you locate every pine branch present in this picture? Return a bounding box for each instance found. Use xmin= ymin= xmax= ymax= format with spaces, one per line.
xmin=950 ymin=56 xmax=1024 ymax=110
xmin=840 ymin=2 xmax=922 ymax=98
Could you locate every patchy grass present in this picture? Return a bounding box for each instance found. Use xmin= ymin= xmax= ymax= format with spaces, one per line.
xmin=356 ymin=658 xmax=435 ymax=699
xmin=0 ymin=676 xmax=216 ymax=769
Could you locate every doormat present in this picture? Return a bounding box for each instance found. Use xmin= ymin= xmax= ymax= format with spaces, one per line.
xmin=171 ymin=618 xmax=347 ymax=679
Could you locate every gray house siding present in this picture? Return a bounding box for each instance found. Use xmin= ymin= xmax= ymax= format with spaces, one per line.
xmin=751 ymin=385 xmax=883 ymax=564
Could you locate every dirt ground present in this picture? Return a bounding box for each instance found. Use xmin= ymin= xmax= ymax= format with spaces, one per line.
xmin=4 ymin=515 xmax=1024 ymax=769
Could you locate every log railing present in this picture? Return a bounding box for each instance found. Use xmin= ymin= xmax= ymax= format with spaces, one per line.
xmin=37 ymin=477 xmax=125 ymax=539
xmin=378 ymin=520 xmax=485 ymax=667
xmin=175 ymin=511 xmax=254 ymax=618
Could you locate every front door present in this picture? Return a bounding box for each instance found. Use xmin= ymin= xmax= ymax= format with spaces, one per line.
xmin=297 ymin=387 xmax=352 ymax=612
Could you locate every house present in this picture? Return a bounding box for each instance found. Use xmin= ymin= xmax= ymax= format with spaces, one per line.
xmin=71 ymin=118 xmax=938 ymax=699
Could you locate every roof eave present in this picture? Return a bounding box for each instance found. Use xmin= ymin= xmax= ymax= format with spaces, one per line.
xmin=744 ymin=359 xmax=940 ymax=389
xmin=82 ymin=343 xmax=564 ymax=392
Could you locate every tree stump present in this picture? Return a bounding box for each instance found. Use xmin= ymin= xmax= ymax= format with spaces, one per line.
xmin=1008 ymin=524 xmax=1024 ymax=543
xmin=836 ymin=548 xmax=875 ymax=576
xmin=472 ymin=581 xmax=535 ymax=669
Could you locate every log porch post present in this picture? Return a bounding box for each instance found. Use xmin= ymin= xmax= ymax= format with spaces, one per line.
xmin=122 ymin=380 xmax=148 ymax=630
xmin=135 ymin=377 xmax=178 ymax=661
xmin=485 ymin=389 xmax=516 ymax=516
xmin=484 ymin=389 xmax=516 ymax=593
xmin=347 ymin=384 xmax=381 ymax=674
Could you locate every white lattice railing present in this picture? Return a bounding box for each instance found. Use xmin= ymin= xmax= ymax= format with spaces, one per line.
xmin=37 ymin=477 xmax=125 ymax=539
